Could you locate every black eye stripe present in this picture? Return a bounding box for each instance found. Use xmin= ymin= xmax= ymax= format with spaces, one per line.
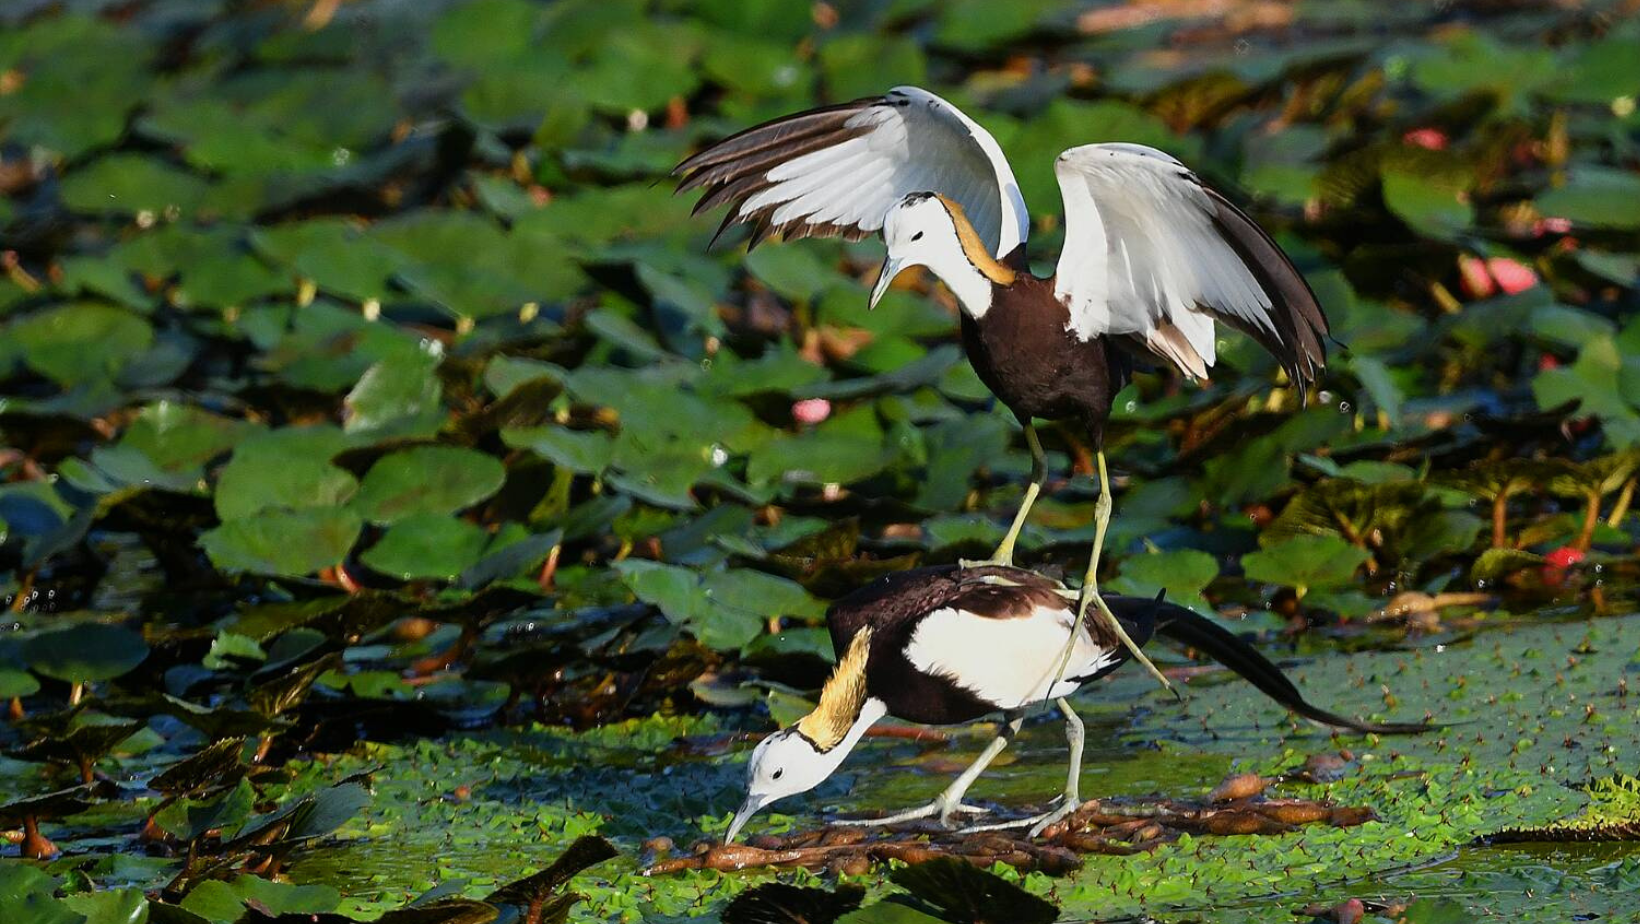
xmin=772 ymin=769 xmax=783 ymax=779
xmin=911 ymin=231 xmax=923 ymax=241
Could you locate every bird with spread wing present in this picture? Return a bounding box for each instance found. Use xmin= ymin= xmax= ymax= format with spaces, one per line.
xmin=674 ymin=86 xmax=1329 ymax=693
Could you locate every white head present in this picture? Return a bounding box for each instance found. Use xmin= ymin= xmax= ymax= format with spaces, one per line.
xmin=725 ymin=725 xmax=855 ymax=843
xmin=870 ymin=193 xmax=1014 ymax=317
xmin=723 ymin=628 xmax=886 ymax=842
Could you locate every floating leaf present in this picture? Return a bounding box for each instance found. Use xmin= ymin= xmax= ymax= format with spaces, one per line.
xmin=351 ymin=446 xmax=507 ymax=525
xmin=200 ymin=508 xmax=363 ymax=578
xmin=23 ymin=623 xmax=149 ymax=684
xmin=1241 ymin=535 xmax=1370 ymax=595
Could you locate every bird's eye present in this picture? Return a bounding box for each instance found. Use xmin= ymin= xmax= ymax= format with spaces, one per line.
xmin=911 ymin=231 xmax=924 ymax=242
xmin=771 ymin=768 xmax=784 ymax=780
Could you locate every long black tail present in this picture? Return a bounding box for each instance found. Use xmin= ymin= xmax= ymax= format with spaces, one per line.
xmin=1116 ymin=596 xmax=1432 ymax=735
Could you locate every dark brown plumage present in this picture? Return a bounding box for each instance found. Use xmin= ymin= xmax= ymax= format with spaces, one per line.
xmin=825 ymin=564 xmax=1433 ymax=734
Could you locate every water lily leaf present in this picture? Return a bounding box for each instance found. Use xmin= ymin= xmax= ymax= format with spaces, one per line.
xmin=351 ymin=446 xmax=507 ymax=525
xmin=502 ymin=425 xmax=615 ymax=475
xmin=114 ymin=402 xmax=253 ymax=479
xmin=746 ymin=432 xmax=898 ymax=489
xmin=1533 ymin=336 xmax=1640 ymax=447
xmin=60 ymin=154 xmax=210 ymax=217
xmin=155 ymin=776 xmax=253 ymax=842
xmin=202 ymin=633 xmax=265 ymax=671
xmin=1471 ymin=547 xmax=1545 ymax=583
xmin=1109 ymin=549 xmax=1219 ymax=616
xmin=617 ymin=560 xmax=821 ymax=650
xmin=1241 ymin=535 xmax=1370 ymax=594
xmin=6 ymin=303 xmax=153 ymax=387
xmin=0 ymin=669 xmax=40 ymax=699
xmin=214 ymin=428 xmax=358 ymax=521
xmin=0 ymin=866 xmax=81 ymax=924
xmin=1382 ymin=168 xmax=1471 ymax=240
xmin=23 ymin=623 xmax=149 ymax=683
xmin=60 ymin=888 xmax=148 ymax=924
xmin=0 ymin=15 xmax=152 ymax=158
xmin=360 ymin=513 xmax=491 ymax=582
xmin=251 ymin=219 xmax=408 ymax=304
xmin=180 ymin=877 xmax=341 ymax=924
xmin=150 ymin=737 xmax=247 ymax=798
xmin=343 ymin=349 xmax=447 ymax=441
xmin=199 ymin=508 xmax=363 ymax=578
xmin=1535 ymin=167 xmax=1640 ymax=231
xmin=1264 ymin=478 xmax=1435 ymax=564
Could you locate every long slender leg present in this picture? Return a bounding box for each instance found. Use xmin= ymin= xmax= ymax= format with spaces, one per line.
xmin=835 ymin=715 xmax=1024 ymax=828
xmin=964 ymin=422 xmax=1046 ymax=569
xmin=958 ymin=698 xmax=1085 ymax=836
xmin=1057 ymin=451 xmax=1174 ymax=694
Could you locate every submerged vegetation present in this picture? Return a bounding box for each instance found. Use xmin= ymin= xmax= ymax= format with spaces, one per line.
xmin=1 ymin=0 xmax=1638 ymax=921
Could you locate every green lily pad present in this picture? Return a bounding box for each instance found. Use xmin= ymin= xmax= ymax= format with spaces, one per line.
xmin=1241 ymin=535 xmax=1370 ymax=595
xmin=23 ymin=623 xmax=149 ymax=684
xmin=1108 ymin=549 xmax=1220 ymax=615
xmin=5 ymin=303 xmax=153 ymax=387
xmin=214 ymin=428 xmax=359 ymax=521
xmin=1535 ymin=167 xmax=1640 ymax=231
xmin=199 ymin=508 xmax=364 ymax=578
xmin=360 ymin=513 xmax=491 ymax=582
xmin=350 ymin=446 xmax=507 ymax=525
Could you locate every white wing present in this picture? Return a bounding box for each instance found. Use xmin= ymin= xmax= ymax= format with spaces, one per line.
xmin=1052 ymin=143 xmax=1327 ymax=386
xmin=905 ymin=605 xmax=1118 ymax=709
xmin=674 ymin=87 xmax=1029 ymax=258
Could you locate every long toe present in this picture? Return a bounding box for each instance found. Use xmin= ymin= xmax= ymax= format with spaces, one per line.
xmin=1027 ymin=800 xmax=1081 ymax=839
xmin=959 ymin=556 xmax=1009 ymax=569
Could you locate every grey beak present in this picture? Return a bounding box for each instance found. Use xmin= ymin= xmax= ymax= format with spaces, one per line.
xmin=868 ymin=255 xmax=906 ymax=310
xmin=724 ymin=793 xmax=767 ymax=844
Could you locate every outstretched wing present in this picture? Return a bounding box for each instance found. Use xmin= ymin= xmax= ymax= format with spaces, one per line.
xmin=1052 ymin=143 xmax=1327 ymax=388
xmin=674 ymin=86 xmax=1029 ymax=258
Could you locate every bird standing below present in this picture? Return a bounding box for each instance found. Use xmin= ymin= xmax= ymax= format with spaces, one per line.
xmin=723 ymin=564 xmax=1428 ymax=843
xmin=674 ymin=87 xmax=1330 ymax=696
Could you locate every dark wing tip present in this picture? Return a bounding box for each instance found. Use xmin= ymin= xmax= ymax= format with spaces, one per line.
xmin=1203 ymin=188 xmax=1330 ymax=388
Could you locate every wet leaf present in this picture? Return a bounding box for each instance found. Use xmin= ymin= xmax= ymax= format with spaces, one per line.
xmin=200 ymin=508 xmax=363 ymax=578
xmin=23 ymin=623 xmax=149 ymax=683
xmin=1241 ymin=535 xmax=1370 ymax=594
xmin=351 ymin=447 xmax=507 ymax=525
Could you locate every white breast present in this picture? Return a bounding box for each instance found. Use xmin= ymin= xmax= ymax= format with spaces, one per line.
xmin=903 ymin=605 xmax=1117 ymax=710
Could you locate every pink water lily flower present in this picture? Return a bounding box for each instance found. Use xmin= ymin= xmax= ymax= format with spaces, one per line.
xmin=792 ymin=398 xmax=832 ymax=425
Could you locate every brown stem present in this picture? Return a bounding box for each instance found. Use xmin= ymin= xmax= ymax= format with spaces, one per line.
xmin=68 ymin=681 xmax=84 ymax=707
xmin=21 ymin=816 xmax=56 ymax=859
xmin=7 ymin=697 xmax=22 ymax=722
xmin=1492 ymin=491 xmax=1511 ymax=549
xmin=536 ymin=543 xmax=561 ymax=591
xmin=1576 ymin=489 xmax=1601 ymax=552
xmin=410 ymin=623 xmax=478 ymax=676
xmin=253 ymin=734 xmax=273 ymax=764
xmin=8 ymin=569 xmax=35 ymax=613
xmin=525 ymin=896 xmax=545 ymax=924
xmin=78 ymin=756 xmax=94 ymax=785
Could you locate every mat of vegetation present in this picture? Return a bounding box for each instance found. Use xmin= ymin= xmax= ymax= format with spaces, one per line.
xmin=1 ymin=0 xmax=1637 ymax=922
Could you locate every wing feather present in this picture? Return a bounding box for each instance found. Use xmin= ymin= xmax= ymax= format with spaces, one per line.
xmin=1053 ymin=144 xmax=1327 ymax=388
xmin=674 ymin=87 xmax=1029 ymax=257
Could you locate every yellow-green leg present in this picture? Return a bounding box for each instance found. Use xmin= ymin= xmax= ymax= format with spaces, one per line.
xmin=1053 ymin=451 xmax=1174 ymax=695
xmin=965 ymin=423 xmax=1046 ymax=569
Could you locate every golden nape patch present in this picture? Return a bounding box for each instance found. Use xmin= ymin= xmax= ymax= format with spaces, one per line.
xmin=934 ymin=195 xmax=1017 ymax=286
xmin=796 ymin=627 xmax=874 ymax=752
